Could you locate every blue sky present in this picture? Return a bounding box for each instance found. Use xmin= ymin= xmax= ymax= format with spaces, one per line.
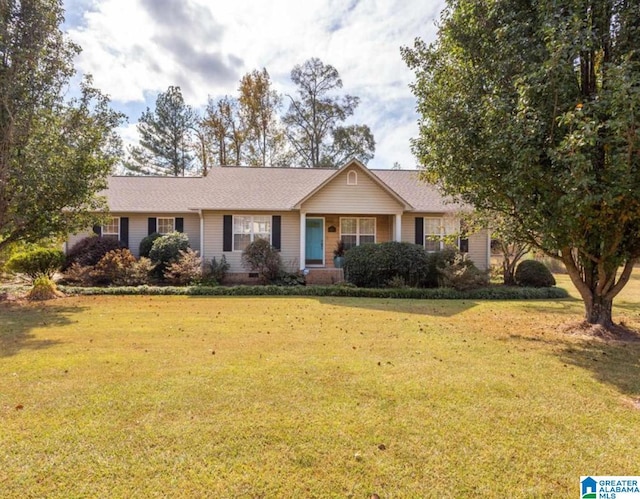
xmin=62 ymin=0 xmax=445 ymax=169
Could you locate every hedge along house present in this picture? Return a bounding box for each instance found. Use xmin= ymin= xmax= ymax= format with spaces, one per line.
xmin=66 ymin=160 xmax=491 ymax=284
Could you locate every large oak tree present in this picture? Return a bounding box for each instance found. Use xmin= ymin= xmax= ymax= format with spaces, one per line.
xmin=0 ymin=0 xmax=123 ymax=252
xmin=403 ymin=0 xmax=640 ymax=327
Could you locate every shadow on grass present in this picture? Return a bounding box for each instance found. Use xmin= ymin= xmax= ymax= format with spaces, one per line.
xmin=313 ymin=296 xmax=479 ymax=317
xmin=559 ymin=339 xmax=640 ymax=398
xmin=613 ymin=301 xmax=640 ymax=313
xmin=186 ymin=294 xmax=479 ymax=317
xmin=518 ymin=298 xmax=582 ymax=315
xmin=0 ymin=303 xmax=85 ymax=357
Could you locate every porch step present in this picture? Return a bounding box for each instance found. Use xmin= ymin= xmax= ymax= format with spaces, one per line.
xmin=305 ymin=268 xmax=344 ymax=285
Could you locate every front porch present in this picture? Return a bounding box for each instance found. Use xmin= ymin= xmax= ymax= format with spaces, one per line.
xmin=299 ymin=213 xmax=403 ymax=271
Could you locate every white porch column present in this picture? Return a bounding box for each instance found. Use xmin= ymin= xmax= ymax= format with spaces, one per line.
xmin=394 ymin=213 xmax=402 ymax=242
xmin=299 ymin=212 xmax=306 ymax=271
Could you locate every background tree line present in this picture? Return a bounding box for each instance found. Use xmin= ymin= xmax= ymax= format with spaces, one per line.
xmin=124 ymin=58 xmax=376 ymax=176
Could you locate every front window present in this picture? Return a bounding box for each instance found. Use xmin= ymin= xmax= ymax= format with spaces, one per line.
xmin=102 ymin=217 xmax=119 ymax=240
xmin=340 ymin=217 xmax=376 ymax=250
xmin=233 ymin=215 xmax=271 ymax=251
xmin=424 ymin=217 xmax=459 ymax=252
xmin=157 ymin=217 xmax=175 ymax=234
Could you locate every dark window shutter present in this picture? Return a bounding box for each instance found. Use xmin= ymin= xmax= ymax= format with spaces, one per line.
xmin=272 ymin=215 xmax=281 ymax=251
xmin=148 ymin=217 xmax=157 ymax=235
xmin=175 ymin=217 xmax=184 ymax=233
xmin=120 ymin=217 xmax=129 ymax=248
xmin=223 ymin=215 xmax=232 ymax=252
xmin=92 ymin=225 xmax=102 ymax=236
xmin=415 ymin=217 xmax=424 ymax=246
xmin=459 ymin=238 xmax=469 ymax=253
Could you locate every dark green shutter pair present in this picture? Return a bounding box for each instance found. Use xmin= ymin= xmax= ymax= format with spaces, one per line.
xmin=223 ymin=215 xmax=281 ymax=252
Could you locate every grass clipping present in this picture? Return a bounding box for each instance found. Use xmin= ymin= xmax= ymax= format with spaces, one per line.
xmin=27 ymin=276 xmax=63 ymax=301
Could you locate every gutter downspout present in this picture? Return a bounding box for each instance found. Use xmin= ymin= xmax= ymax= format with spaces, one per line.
xmin=486 ymin=227 xmax=492 ymax=271
xmin=199 ymin=209 xmax=205 ymax=261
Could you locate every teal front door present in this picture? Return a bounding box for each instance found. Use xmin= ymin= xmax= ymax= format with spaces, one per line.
xmin=305 ymin=218 xmax=324 ymax=265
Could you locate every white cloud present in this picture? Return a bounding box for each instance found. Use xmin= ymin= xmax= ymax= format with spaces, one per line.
xmin=64 ymin=0 xmax=444 ymax=168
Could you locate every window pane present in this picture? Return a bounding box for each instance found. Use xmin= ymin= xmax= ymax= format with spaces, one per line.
xmin=360 ymin=235 xmax=375 ymax=245
xmin=102 ymin=217 xmax=119 ymax=235
xmin=341 ymin=218 xmax=357 ymax=234
xmin=233 ymin=215 xmax=271 ymax=251
xmin=234 ymin=234 xmax=251 ymax=251
xmin=359 ymin=218 xmax=375 ymax=235
xmin=253 ymin=217 xmax=271 ymax=234
xmin=341 ymin=235 xmax=357 ymax=251
xmin=234 ymin=216 xmax=251 ymax=234
xmin=425 ymin=238 xmax=440 ymax=252
xmin=443 ymin=218 xmax=459 ymax=236
xmin=424 ymin=218 xmax=441 ymax=235
xmin=158 ymin=218 xmax=174 ymax=234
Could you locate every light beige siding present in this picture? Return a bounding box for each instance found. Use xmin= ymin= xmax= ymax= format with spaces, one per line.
xmin=401 ymin=213 xmax=423 ymax=244
xmin=202 ymin=211 xmax=300 ymax=273
xmin=66 ymin=230 xmax=93 ymax=252
xmin=65 ymin=212 xmax=201 ymax=258
xmin=301 ymin=165 xmax=405 ymax=214
xmin=127 ymin=214 xmax=148 ymax=257
xmin=468 ymin=229 xmax=490 ymax=270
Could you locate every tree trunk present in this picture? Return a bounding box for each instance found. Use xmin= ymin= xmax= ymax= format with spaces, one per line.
xmin=502 ymin=259 xmax=516 ymax=286
xmin=561 ymin=251 xmax=636 ymax=329
xmin=585 ymin=294 xmax=613 ymax=328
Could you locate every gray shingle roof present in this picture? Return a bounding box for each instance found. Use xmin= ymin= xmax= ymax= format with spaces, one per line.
xmin=372 ymin=170 xmax=461 ymax=212
xmin=104 ymin=166 xmax=461 ymax=214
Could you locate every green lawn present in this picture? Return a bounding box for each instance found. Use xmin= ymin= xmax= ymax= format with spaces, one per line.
xmin=1 ymin=273 xmax=640 ymax=497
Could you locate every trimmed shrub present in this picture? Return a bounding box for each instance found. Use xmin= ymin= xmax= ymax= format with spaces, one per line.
xmin=59 ymin=283 xmax=571 ymax=300
xmin=439 ymin=257 xmax=489 ymax=291
xmin=206 ymin=255 xmax=230 ymax=284
xmin=241 ymin=238 xmax=282 ymax=284
xmin=93 ymin=248 xmax=137 ymax=285
xmin=424 ymin=247 xmax=458 ymax=288
xmin=164 ymin=248 xmax=203 ymax=285
xmin=130 ymin=258 xmax=155 ymax=285
xmin=93 ymin=248 xmax=154 ymax=286
xmin=27 ymin=276 xmax=60 ymax=301
xmin=7 ymin=248 xmax=65 ymax=280
xmin=515 ymin=260 xmax=556 ymax=287
xmin=65 ymin=236 xmax=121 ymax=269
xmin=387 ymin=275 xmax=408 ymax=288
xmin=139 ymin=232 xmax=162 ymax=258
xmin=273 ymin=271 xmax=306 ymax=286
xmin=149 ymin=232 xmax=190 ymax=276
xmin=343 ymin=242 xmax=431 ymax=288
xmin=62 ymin=262 xmax=95 ymax=286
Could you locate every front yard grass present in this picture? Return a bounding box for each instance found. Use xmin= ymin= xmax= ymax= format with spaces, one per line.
xmin=1 ymin=272 xmax=640 ymax=497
